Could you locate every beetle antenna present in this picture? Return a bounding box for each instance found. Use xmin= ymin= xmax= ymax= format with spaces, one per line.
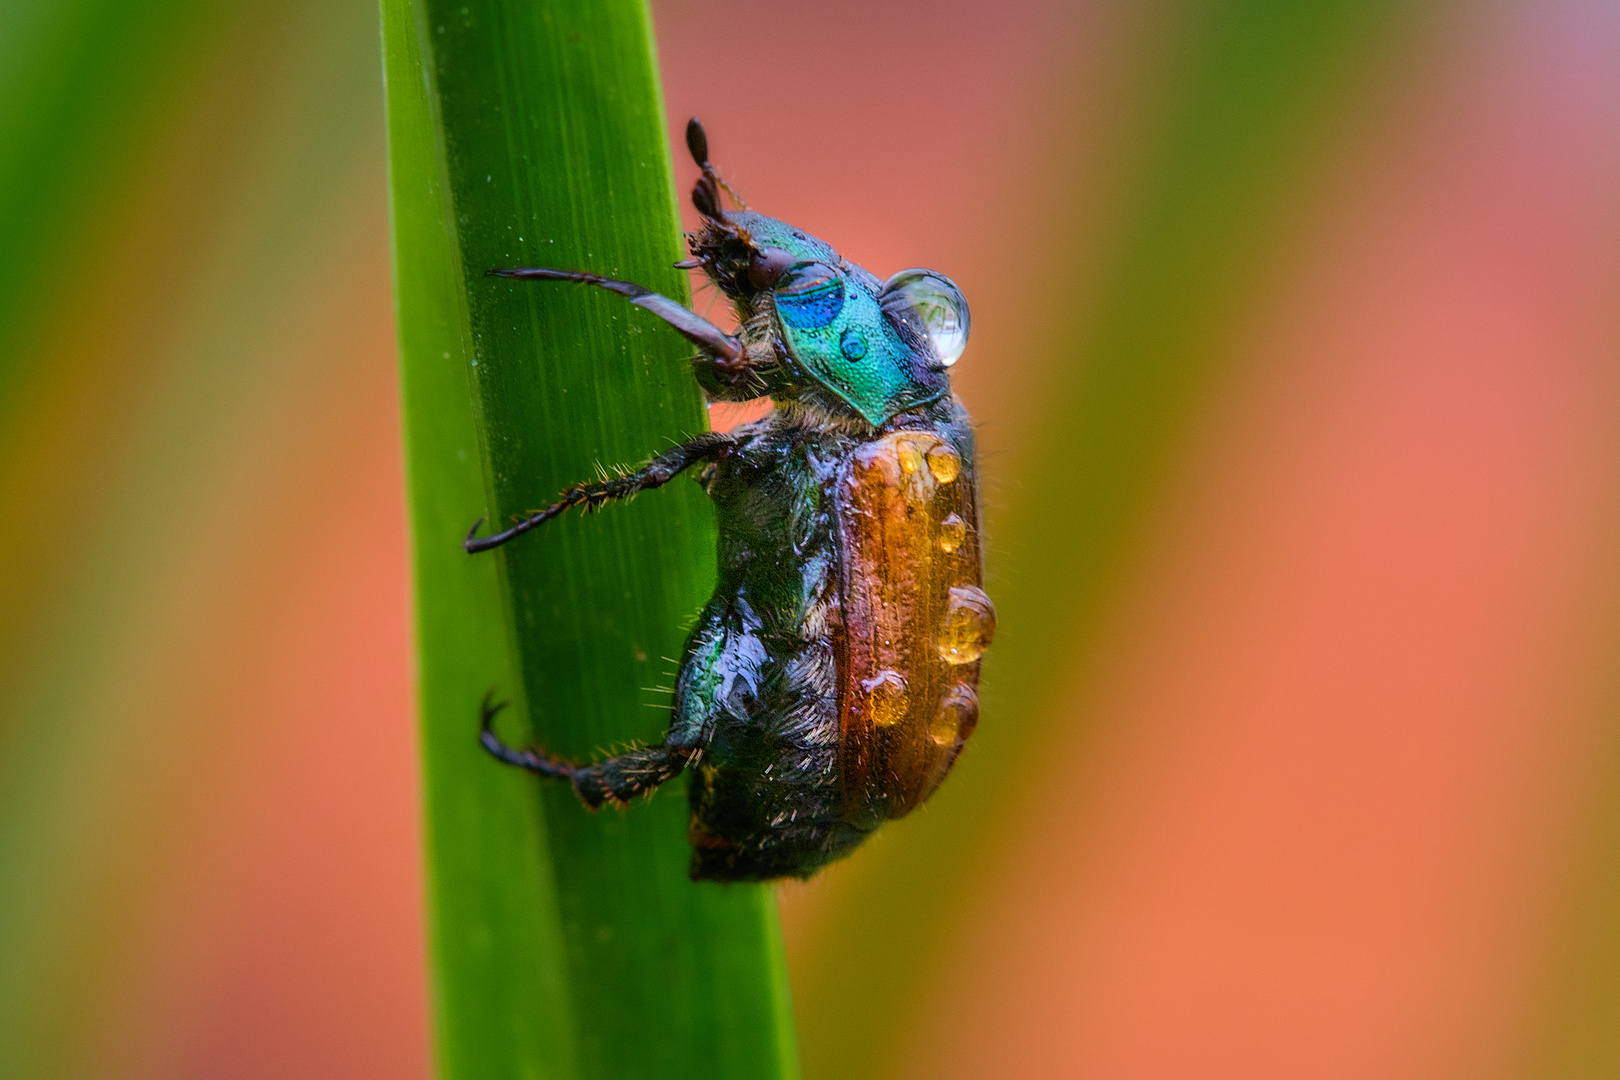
xmin=685 ymin=117 xmax=710 ymax=169
xmin=687 ymin=118 xmax=724 ymax=220
xmin=686 ymin=117 xmax=747 ymax=217
xmin=716 ymin=176 xmax=748 ymax=211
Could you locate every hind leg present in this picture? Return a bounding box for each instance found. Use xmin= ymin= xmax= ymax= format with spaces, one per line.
xmin=480 ymin=693 xmax=690 ymax=808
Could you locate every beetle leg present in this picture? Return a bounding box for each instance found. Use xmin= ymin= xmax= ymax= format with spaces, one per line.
xmin=571 ymin=744 xmax=691 ymax=808
xmin=479 ymin=691 xmax=690 ymax=807
xmin=487 ymin=266 xmax=744 ymax=367
xmin=688 ymin=343 xmax=774 ymax=400
xmin=464 ymin=431 xmax=733 ymax=553
xmin=479 ymin=692 xmax=574 ymax=780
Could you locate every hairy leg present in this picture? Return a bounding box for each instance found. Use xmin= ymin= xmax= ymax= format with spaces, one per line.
xmin=464 ymin=431 xmax=732 ymax=552
xmin=480 ymin=693 xmax=691 ymax=808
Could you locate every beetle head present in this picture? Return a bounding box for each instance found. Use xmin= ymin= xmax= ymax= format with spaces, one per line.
xmin=683 ymin=119 xmax=970 ymax=428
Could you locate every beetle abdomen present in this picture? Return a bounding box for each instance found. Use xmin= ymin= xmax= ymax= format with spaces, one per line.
xmin=833 ymin=408 xmax=995 ymax=823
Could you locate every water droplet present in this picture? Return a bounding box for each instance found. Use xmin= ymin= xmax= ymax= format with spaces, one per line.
xmin=879 ymin=269 xmax=970 ymax=366
xmin=840 ymin=327 xmax=868 ymax=361
xmin=898 ymin=441 xmax=923 ymax=476
xmin=930 ymin=684 xmax=979 ymax=746
xmin=926 ymin=444 xmax=961 ymax=484
xmin=861 ymin=669 xmax=909 ymax=727
xmin=938 ymin=513 xmax=967 ymax=552
xmin=938 ymin=586 xmax=996 ymax=664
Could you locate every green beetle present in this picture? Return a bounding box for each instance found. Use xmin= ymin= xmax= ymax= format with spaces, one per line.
xmin=469 ymin=120 xmax=995 ymax=881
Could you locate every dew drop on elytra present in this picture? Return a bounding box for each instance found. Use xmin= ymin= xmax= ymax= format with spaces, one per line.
xmin=861 ymin=669 xmax=909 ymax=727
xmin=925 ymin=444 xmax=960 ymax=484
xmin=930 ymin=684 xmax=979 ymax=746
xmin=938 ymin=586 xmax=996 ymax=665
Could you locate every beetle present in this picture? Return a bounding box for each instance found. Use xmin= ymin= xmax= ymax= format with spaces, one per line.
xmin=467 ymin=120 xmax=995 ymax=881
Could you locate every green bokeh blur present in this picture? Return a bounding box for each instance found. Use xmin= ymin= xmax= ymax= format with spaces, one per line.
xmin=5 ymin=1 xmax=1620 ymax=1078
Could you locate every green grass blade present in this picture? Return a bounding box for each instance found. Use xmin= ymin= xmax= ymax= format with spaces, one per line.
xmin=381 ymin=3 xmax=798 ymax=1078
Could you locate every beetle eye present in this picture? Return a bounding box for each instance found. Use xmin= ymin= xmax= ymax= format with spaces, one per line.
xmin=774 ymin=261 xmax=845 ymax=330
xmin=747 ymin=246 xmax=795 ymax=290
xmin=881 ymin=269 xmax=970 ymax=367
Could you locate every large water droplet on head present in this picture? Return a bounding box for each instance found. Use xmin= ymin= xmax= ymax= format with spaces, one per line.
xmin=881 ymin=269 xmax=970 ymax=367
xmin=938 ymin=586 xmax=996 ymax=664
xmin=774 ymin=261 xmax=846 ymax=330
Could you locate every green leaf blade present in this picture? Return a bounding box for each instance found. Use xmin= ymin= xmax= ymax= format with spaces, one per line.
xmin=383 ymin=2 xmax=799 ymax=1078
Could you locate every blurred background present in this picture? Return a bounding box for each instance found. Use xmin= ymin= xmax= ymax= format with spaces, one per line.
xmin=4 ymin=0 xmax=1620 ymax=1077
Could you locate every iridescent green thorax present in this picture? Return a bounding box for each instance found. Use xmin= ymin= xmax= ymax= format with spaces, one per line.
xmin=725 ymin=211 xmax=837 ymax=265
xmin=698 ymin=210 xmax=957 ymax=427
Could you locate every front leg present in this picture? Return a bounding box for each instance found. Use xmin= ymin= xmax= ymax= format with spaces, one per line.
xmin=480 ymin=694 xmax=690 ymax=807
xmin=488 ymin=266 xmax=772 ymax=393
xmin=488 ymin=266 xmax=746 ymax=367
xmin=464 ymin=431 xmax=732 ymax=553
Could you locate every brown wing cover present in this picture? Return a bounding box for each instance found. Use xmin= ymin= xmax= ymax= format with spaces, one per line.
xmin=833 ymin=429 xmax=996 ymax=822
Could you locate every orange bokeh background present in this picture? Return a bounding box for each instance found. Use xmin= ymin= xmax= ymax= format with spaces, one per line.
xmin=3 ymin=0 xmax=1620 ymax=1077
